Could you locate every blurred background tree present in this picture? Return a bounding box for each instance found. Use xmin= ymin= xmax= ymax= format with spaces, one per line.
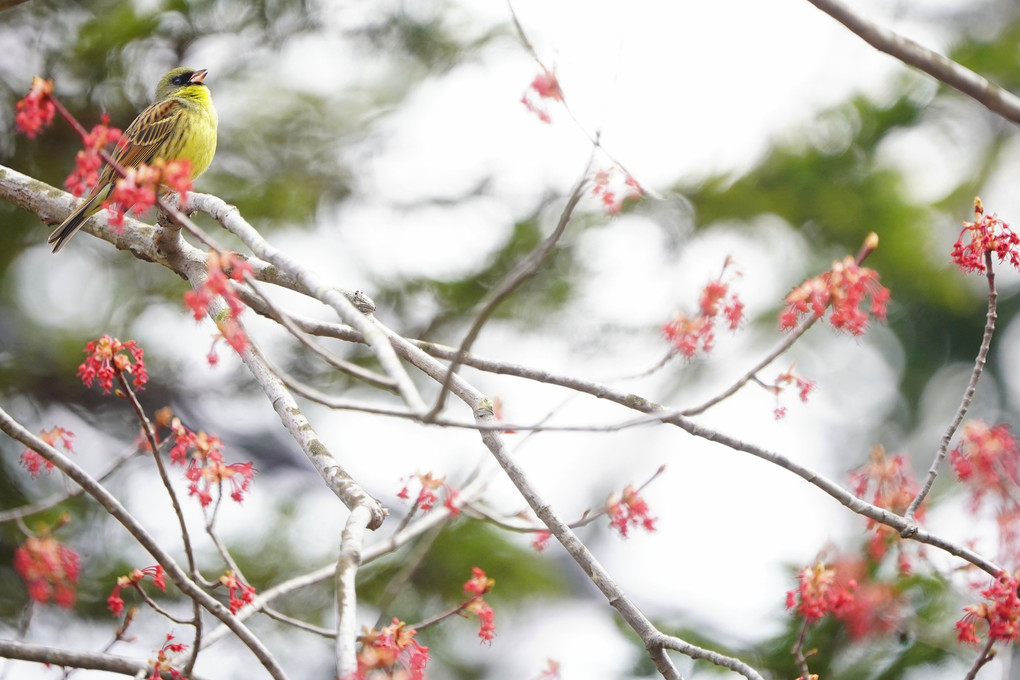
xmin=2 ymin=0 xmax=1020 ymax=678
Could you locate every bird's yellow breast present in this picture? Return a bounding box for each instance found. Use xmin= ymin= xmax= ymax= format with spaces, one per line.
xmin=171 ymin=86 xmax=218 ymax=179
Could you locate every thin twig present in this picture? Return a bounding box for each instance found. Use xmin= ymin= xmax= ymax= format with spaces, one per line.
xmin=683 ymin=313 xmax=820 ymax=416
xmin=962 ymin=635 xmax=996 ymax=680
xmin=423 ymin=162 xmax=591 ymax=421
xmin=684 ymin=232 xmax=879 ymax=416
xmin=116 ymin=375 xmax=197 ymax=574
xmin=114 ymin=373 xmax=205 ymax=678
xmin=0 ymin=446 xmax=140 ymax=523
xmin=906 ymin=251 xmax=996 ymax=520
xmin=507 ymin=1 xmax=657 ymax=197
xmin=465 ymin=464 xmax=666 ymax=533
xmin=239 ymin=272 xmax=397 ymax=391
xmin=372 ymin=521 xmax=449 ymax=630
xmin=261 ymin=607 xmax=335 ymax=638
xmin=790 ymin=617 xmax=814 ymax=680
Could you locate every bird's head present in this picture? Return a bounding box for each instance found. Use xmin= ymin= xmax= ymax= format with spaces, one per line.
xmin=155 ymin=68 xmax=210 ymax=101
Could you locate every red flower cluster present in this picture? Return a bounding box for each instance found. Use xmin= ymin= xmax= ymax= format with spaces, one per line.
xmin=64 ymin=113 xmax=123 ymax=196
xmin=168 ymin=417 xmax=255 ymax=507
xmin=520 ymin=68 xmax=563 ymax=124
xmin=147 ymin=633 xmax=189 ymax=680
xmin=77 ymin=335 xmax=148 ymax=393
xmin=103 ymin=158 xmax=194 ymax=229
xmin=950 ymin=421 xmax=1020 ymax=562
xmin=832 ymin=558 xmax=902 ymax=639
xmin=849 ymin=446 xmax=924 ymax=573
xmin=21 ymin=426 xmax=74 ymax=477
xmin=532 ymin=529 xmax=552 ymax=552
xmin=183 ymin=251 xmax=252 ymax=364
xmin=786 ymin=561 xmax=856 ymax=624
xmin=14 ymin=76 xmax=55 ymax=138
xmin=107 ymin=565 xmax=166 ymax=617
xmin=662 ymin=261 xmax=744 ymax=359
xmin=355 ymin=618 xmax=429 ymax=680
xmin=219 ymin=569 xmax=256 ymax=614
xmin=951 ymin=198 xmax=1020 ymax=274
xmin=606 ymin=484 xmax=657 ymax=538
xmin=788 ymin=557 xmax=901 ymax=638
xmin=957 ymin=571 xmax=1020 ymax=646
xmin=397 ymin=471 xmax=460 ymax=516
xmin=769 ymin=364 xmax=816 ymax=420
xmin=590 ymin=166 xmax=643 ymax=215
xmin=780 ymin=255 xmax=889 ymax=336
xmin=14 ymin=535 xmax=80 ymax=608
xmin=951 ymin=421 xmax=1020 ymax=508
xmin=532 ymin=659 xmax=561 ymax=680
xmin=463 ymin=567 xmax=496 ymax=643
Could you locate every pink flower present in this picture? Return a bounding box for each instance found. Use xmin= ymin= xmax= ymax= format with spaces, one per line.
xmin=14 ymin=536 xmax=80 ymax=608
xmin=606 ymin=484 xmax=658 ymax=538
xmin=77 ymin=335 xmax=148 ymax=393
xmin=952 ymin=198 xmax=1020 ymax=274
xmin=14 ymin=77 xmax=55 ymax=138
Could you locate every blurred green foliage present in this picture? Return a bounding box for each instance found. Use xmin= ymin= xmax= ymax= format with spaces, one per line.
xmin=680 ymin=87 xmax=1009 ymax=412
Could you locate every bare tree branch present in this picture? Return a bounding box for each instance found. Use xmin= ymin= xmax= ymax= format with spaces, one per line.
xmin=805 ymin=0 xmax=1020 ymax=125
xmin=204 ymin=473 xmax=492 ymax=647
xmin=907 ymin=251 xmax=997 ymax=520
xmin=0 ymin=445 xmax=140 ymax=523
xmin=423 ymin=161 xmax=591 ymax=420
xmin=0 ymin=639 xmax=211 ymax=680
xmin=335 ymin=505 xmax=373 ymax=675
xmin=188 ymin=192 xmax=427 ymax=415
xmin=0 ymin=407 xmax=291 ymax=680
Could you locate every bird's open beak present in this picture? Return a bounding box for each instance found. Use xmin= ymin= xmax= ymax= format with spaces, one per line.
xmin=189 ymin=69 xmax=208 ymax=85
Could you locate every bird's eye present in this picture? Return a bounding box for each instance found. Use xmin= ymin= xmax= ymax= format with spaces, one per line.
xmin=172 ymin=73 xmax=191 ymax=86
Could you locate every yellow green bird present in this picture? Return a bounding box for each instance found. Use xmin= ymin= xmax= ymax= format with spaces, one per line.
xmin=48 ymin=67 xmax=218 ymax=253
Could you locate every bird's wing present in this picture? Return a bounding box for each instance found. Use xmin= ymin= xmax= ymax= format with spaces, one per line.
xmin=112 ymin=98 xmax=187 ymax=169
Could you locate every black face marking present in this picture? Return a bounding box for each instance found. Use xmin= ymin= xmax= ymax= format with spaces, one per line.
xmin=171 ymin=71 xmax=195 ymax=86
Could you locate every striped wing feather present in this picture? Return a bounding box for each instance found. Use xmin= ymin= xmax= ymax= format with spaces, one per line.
xmin=112 ymin=98 xmax=186 ymax=169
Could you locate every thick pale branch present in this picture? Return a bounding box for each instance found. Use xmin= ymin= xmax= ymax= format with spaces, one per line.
xmin=231 ymin=298 xmax=1007 ymax=575
xmin=238 ymin=275 xmax=396 ymax=390
xmin=335 ymin=505 xmax=373 ymax=675
xmin=366 ymin=322 xmax=755 ymax=679
xmin=474 ymin=406 xmax=758 ymax=680
xmin=0 ymin=639 xmax=210 ymax=680
xmin=188 ymin=192 xmax=426 ymax=414
xmin=224 ymin=320 xmax=386 ymax=529
xmin=806 ymin=0 xmax=1020 ymax=125
xmin=127 ymin=197 xmax=388 ymax=530
xmin=205 ymin=474 xmax=491 ymax=647
xmin=0 ymin=164 xmax=191 ymax=262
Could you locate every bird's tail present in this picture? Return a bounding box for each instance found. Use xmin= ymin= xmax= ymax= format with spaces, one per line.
xmin=47 ymin=189 xmax=107 ymax=253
